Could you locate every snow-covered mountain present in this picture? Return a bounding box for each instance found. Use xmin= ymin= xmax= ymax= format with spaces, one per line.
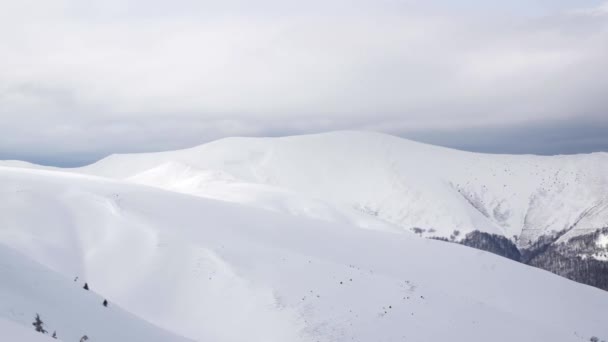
xmin=70 ymin=131 xmax=608 ymax=247
xmin=1 ymin=165 xmax=607 ymax=342
xmin=68 ymin=131 xmax=608 ymax=290
xmin=1 ymin=131 xmax=608 ymax=341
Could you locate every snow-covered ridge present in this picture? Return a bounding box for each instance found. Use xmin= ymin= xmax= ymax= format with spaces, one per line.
xmin=68 ymin=131 xmax=608 ymax=247
xmin=1 ymin=164 xmax=607 ymax=341
xmin=126 ymin=161 xmax=399 ymax=232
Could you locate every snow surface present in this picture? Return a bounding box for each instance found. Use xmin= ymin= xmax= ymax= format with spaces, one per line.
xmin=594 ymin=233 xmax=608 ymax=261
xmin=0 ymin=242 xmax=191 ymax=342
xmin=68 ymin=131 xmax=608 ymax=246
xmin=1 ymin=164 xmax=608 ymax=342
xmin=0 ymin=317 xmax=60 ymax=341
xmin=126 ymin=161 xmax=399 ymax=232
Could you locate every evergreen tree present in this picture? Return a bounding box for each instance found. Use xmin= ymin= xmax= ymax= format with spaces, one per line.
xmin=83 ymin=282 xmax=89 ymax=290
xmin=32 ymin=314 xmax=47 ymax=334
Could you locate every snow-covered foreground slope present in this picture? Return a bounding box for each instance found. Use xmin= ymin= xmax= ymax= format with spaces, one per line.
xmin=1 ymin=165 xmax=607 ymax=342
xmin=74 ymin=131 xmax=608 ymax=247
xmin=0 ymin=318 xmax=57 ymax=342
xmin=0 ymin=243 xmax=191 ymax=342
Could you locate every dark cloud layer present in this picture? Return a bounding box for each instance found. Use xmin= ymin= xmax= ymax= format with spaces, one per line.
xmin=403 ymin=119 xmax=608 ymax=156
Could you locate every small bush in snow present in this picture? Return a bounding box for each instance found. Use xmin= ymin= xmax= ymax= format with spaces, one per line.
xmin=32 ymin=313 xmax=47 ymax=334
xmin=411 ymin=227 xmax=425 ymax=236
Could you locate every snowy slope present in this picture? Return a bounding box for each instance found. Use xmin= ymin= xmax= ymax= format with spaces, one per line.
xmin=74 ymin=131 xmax=608 ymax=247
xmin=1 ymin=165 xmax=607 ymax=342
xmin=0 ymin=243 xmax=191 ymax=342
xmin=0 ymin=318 xmax=58 ymax=342
xmin=126 ymin=161 xmax=398 ymax=232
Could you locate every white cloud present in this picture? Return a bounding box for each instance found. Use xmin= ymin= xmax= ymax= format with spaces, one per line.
xmin=0 ymin=0 xmax=607 ymax=163
xmin=572 ymin=1 xmax=608 ymax=15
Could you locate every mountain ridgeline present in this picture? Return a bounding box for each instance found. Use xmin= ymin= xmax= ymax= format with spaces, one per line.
xmin=2 ymin=131 xmax=608 ymax=292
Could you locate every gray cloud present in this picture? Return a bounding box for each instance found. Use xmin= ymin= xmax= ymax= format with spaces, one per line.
xmin=1 ymin=0 xmax=607 ymax=166
xmin=402 ymin=118 xmax=608 ymax=155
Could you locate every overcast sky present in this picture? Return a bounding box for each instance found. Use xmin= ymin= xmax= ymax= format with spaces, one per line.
xmin=1 ymin=0 xmax=608 ymax=166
